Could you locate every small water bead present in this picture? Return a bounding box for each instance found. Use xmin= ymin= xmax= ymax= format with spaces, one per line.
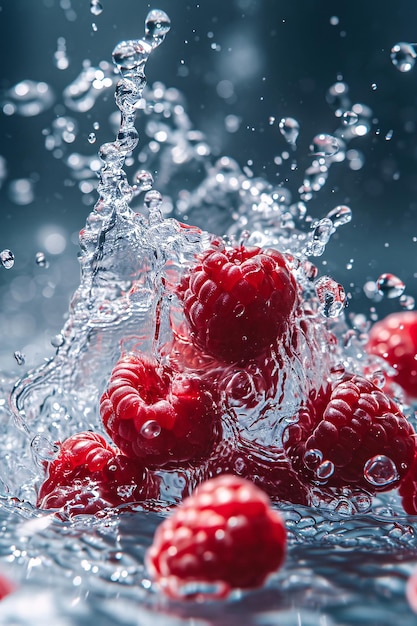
xmin=315 ymin=276 xmax=346 ymax=318
xmin=326 ymin=81 xmax=350 ymax=114
xmin=144 ymin=9 xmax=171 ymax=48
xmin=342 ymin=110 xmax=359 ymax=126
xmin=140 ymin=420 xmax=161 ymax=439
xmin=13 ymin=351 xmax=25 ymax=366
xmin=326 ymin=205 xmax=352 ymax=228
xmin=307 ymin=218 xmax=333 ymax=257
xmin=51 ymin=334 xmax=65 ymax=348
xmin=376 ymin=273 xmax=405 ymax=299
xmin=115 ymin=79 xmax=142 ymax=113
xmin=363 ymin=455 xmax=399 ymax=487
xmin=144 ymin=189 xmax=163 ymax=211
xmin=112 ymin=40 xmax=151 ymax=72
xmin=2 ymin=80 xmax=54 ymax=117
xmin=88 ymin=132 xmax=96 ymax=144
xmin=117 ymin=127 xmax=139 ymax=153
xmin=370 ymin=370 xmax=386 ymax=389
xmin=135 ymin=169 xmax=154 ymax=191
xmin=400 ymin=294 xmax=415 ymax=310
xmin=303 ymin=448 xmax=323 ymax=470
xmin=30 ymin=435 xmax=59 ymax=463
xmin=278 ymin=117 xmax=300 ymax=147
xmin=0 ymin=249 xmax=15 ymax=269
xmin=90 ymin=0 xmax=103 ymax=16
xmin=391 ymin=42 xmax=417 ymax=73
xmin=54 ymin=36 xmax=69 ymax=70
xmin=35 ymin=252 xmax=49 ymax=268
xmin=316 ymin=460 xmax=335 ymax=481
xmin=310 ymin=134 xmax=339 ymax=158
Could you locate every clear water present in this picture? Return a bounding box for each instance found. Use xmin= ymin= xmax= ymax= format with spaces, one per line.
xmin=1 ymin=5 xmax=417 ymax=625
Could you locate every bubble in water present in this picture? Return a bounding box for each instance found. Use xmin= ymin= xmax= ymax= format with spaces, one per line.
xmin=112 ymin=40 xmax=151 ymax=71
xmin=326 ymin=205 xmax=352 ymax=228
xmin=303 ymin=448 xmax=323 ymax=470
xmin=8 ymin=178 xmax=34 ymax=205
xmin=35 ymin=252 xmax=49 ymax=268
xmin=391 ymin=42 xmax=417 ymax=72
xmin=2 ymin=80 xmax=54 ymax=117
xmin=51 ymin=334 xmax=65 ymax=348
xmin=310 ymin=133 xmax=340 ymax=157
xmin=363 ymin=455 xmax=399 ymax=487
xmin=144 ymin=9 xmax=171 ymax=47
xmin=90 ymin=0 xmax=103 ymax=16
xmin=13 ymin=351 xmax=25 ymax=366
xmin=88 ymin=132 xmax=96 ymax=144
xmin=400 ymin=294 xmax=415 ymax=310
xmin=140 ymin=420 xmax=161 ymax=439
xmin=0 ymin=249 xmax=14 ymax=269
xmin=376 ymin=273 xmax=405 ymax=299
xmin=278 ymin=117 xmax=300 ymax=147
xmin=316 ymin=460 xmax=335 ymax=481
xmin=342 ymin=110 xmax=359 ymax=125
xmin=370 ymin=370 xmax=386 ymax=389
xmin=315 ymin=276 xmax=346 ymax=318
xmin=135 ymin=169 xmax=154 ymax=191
xmin=30 ymin=435 xmax=59 ymax=463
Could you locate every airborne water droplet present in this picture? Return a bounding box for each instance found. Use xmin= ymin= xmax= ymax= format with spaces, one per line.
xmin=400 ymin=294 xmax=415 ymax=310
xmin=88 ymin=132 xmax=96 ymax=144
xmin=112 ymin=40 xmax=151 ymax=72
xmin=315 ymin=276 xmax=346 ymax=318
xmin=144 ymin=9 xmax=171 ymax=48
xmin=326 ymin=205 xmax=352 ymax=228
xmin=363 ymin=455 xmax=399 ymax=487
xmin=342 ymin=110 xmax=358 ymax=125
xmin=35 ymin=252 xmax=49 ymax=268
xmin=14 ymin=351 xmax=25 ymax=366
xmin=376 ymin=273 xmax=405 ymax=298
xmin=140 ymin=420 xmax=161 ymax=439
xmin=135 ymin=169 xmax=154 ymax=192
xmin=391 ymin=42 xmax=417 ymax=73
xmin=90 ymin=0 xmax=103 ymax=16
xmin=0 ymin=249 xmax=14 ymax=269
xmin=278 ymin=117 xmax=300 ymax=147
xmin=310 ymin=133 xmax=340 ymax=157
xmin=316 ymin=460 xmax=334 ymax=481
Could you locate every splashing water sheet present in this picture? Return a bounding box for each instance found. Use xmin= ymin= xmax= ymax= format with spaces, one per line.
xmin=1 ymin=1 xmax=417 ymax=624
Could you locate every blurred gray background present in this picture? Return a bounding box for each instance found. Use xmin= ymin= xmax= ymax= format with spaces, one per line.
xmin=0 ymin=0 xmax=417 ymax=371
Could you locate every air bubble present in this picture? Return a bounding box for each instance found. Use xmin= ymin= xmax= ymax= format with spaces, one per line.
xmin=316 ymin=460 xmax=334 ymax=480
xmin=315 ymin=276 xmax=346 ymax=318
xmin=391 ymin=42 xmax=416 ymax=72
xmin=14 ymin=351 xmax=25 ymax=366
xmin=140 ymin=420 xmax=161 ymax=439
xmin=278 ymin=117 xmax=300 ymax=147
xmin=0 ymin=249 xmax=15 ymax=269
xmin=310 ymin=133 xmax=339 ymax=157
xmin=376 ymin=273 xmax=405 ymax=299
xmin=363 ymin=455 xmax=399 ymax=487
xmin=51 ymin=334 xmax=65 ymax=348
xmin=370 ymin=370 xmax=386 ymax=389
xmin=303 ymin=448 xmax=323 ymax=470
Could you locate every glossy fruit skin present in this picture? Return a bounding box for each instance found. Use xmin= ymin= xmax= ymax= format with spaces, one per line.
xmin=146 ymin=474 xmax=287 ymax=600
xmin=36 ymin=431 xmax=148 ymax=515
xmin=100 ymin=354 xmax=221 ymax=469
xmin=177 ymin=242 xmax=298 ymax=364
xmin=284 ymin=375 xmax=415 ymax=492
xmin=367 ymin=311 xmax=417 ymax=399
xmin=399 ymin=449 xmax=417 ymax=515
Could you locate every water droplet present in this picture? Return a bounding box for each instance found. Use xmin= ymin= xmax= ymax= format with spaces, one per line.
xmin=305 ymin=218 xmax=333 ymax=256
xmin=310 ymin=133 xmax=340 ymax=157
xmin=376 ymin=273 xmax=405 ymax=299
xmin=144 ymin=189 xmax=163 ymax=211
xmin=35 ymin=252 xmax=49 ymax=268
xmin=385 ymin=129 xmax=393 ymax=141
xmin=63 ymin=61 xmax=115 ymax=113
xmin=135 ymin=169 xmax=154 ymax=192
xmin=400 ymin=294 xmax=415 ymax=310
xmin=2 ymin=80 xmax=54 ymax=117
xmin=363 ymin=455 xmax=399 ymax=487
xmin=278 ymin=117 xmax=300 ymax=147
xmin=112 ymin=39 xmax=151 ymax=71
xmin=88 ymin=132 xmax=96 ymax=144
xmin=342 ymin=110 xmax=358 ymax=125
xmin=117 ymin=127 xmax=139 ymax=152
xmin=315 ymin=276 xmax=346 ymax=318
xmin=0 ymin=249 xmax=14 ymax=269
xmin=326 ymin=205 xmax=352 ymax=228
xmin=90 ymin=0 xmax=103 ymax=16
xmin=371 ymin=83 xmax=377 ymax=91
xmin=316 ymin=459 xmax=334 ymax=480
xmin=8 ymin=178 xmax=35 ymax=206
xmin=326 ymin=81 xmax=350 ymax=114
xmin=51 ymin=334 xmax=65 ymax=348
xmin=370 ymin=370 xmax=386 ymax=389
xmin=303 ymin=448 xmax=323 ymax=470
xmin=14 ymin=351 xmax=25 ymax=366
xmin=31 ymin=435 xmax=59 ymax=463
xmin=140 ymin=420 xmax=161 ymax=439
xmin=144 ymin=9 xmax=171 ymax=48
xmin=391 ymin=42 xmax=417 ymax=72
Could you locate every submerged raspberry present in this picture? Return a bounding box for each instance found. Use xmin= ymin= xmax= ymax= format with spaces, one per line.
xmin=284 ymin=375 xmax=415 ymax=492
xmin=399 ymin=450 xmax=417 ymax=515
xmin=177 ymin=242 xmax=298 ymax=364
xmin=146 ymin=474 xmax=286 ymax=600
xmin=100 ymin=353 xmax=221 ymax=469
xmin=36 ymin=431 xmax=149 ymax=515
xmin=367 ymin=311 xmax=417 ymax=399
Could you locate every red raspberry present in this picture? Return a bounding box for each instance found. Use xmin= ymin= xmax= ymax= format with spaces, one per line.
xmin=100 ymin=354 xmax=221 ymax=469
xmin=145 ymin=474 xmax=286 ymax=600
xmin=36 ymin=431 xmax=149 ymax=515
xmin=0 ymin=574 xmax=15 ymax=600
xmin=399 ymin=450 xmax=417 ymax=515
xmin=177 ymin=242 xmax=298 ymax=364
xmin=366 ymin=311 xmax=417 ymax=400
xmin=284 ymin=375 xmax=415 ymax=492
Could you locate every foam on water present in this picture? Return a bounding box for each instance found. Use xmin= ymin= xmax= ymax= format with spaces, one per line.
xmin=1 ymin=7 xmax=417 ymax=625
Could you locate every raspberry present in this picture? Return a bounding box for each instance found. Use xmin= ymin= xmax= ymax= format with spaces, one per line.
xmin=145 ymin=475 xmax=286 ymax=600
xmin=399 ymin=450 xmax=417 ymax=515
xmin=0 ymin=574 xmax=15 ymax=600
xmin=367 ymin=311 xmax=417 ymax=400
xmin=177 ymin=242 xmax=298 ymax=364
xmin=36 ymin=431 xmax=149 ymax=515
xmin=100 ymin=354 xmax=221 ymax=468
xmin=284 ymin=375 xmax=415 ymax=492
